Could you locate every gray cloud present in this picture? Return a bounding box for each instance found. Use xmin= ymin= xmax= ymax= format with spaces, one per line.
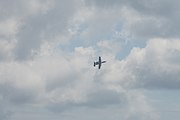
xmin=84 ymin=0 xmax=180 ymax=40
xmin=85 ymin=88 xmax=124 ymax=108
xmin=15 ymin=0 xmax=80 ymax=60
xmin=85 ymin=0 xmax=125 ymax=9
xmin=126 ymin=0 xmax=180 ymax=39
xmin=0 ymin=102 xmax=12 ymax=120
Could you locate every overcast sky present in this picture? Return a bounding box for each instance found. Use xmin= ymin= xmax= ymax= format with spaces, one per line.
xmin=0 ymin=0 xmax=180 ymax=120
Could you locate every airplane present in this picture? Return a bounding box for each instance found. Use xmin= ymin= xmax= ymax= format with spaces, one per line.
xmin=94 ymin=56 xmax=106 ymax=69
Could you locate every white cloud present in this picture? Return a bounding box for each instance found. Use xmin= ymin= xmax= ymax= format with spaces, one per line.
xmin=0 ymin=18 xmax=19 ymax=37
xmin=0 ymin=40 xmax=16 ymax=60
xmin=118 ymin=38 xmax=180 ymax=89
xmin=0 ymin=43 xmax=159 ymax=119
xmin=97 ymin=40 xmax=122 ymax=55
xmin=125 ymin=91 xmax=159 ymax=120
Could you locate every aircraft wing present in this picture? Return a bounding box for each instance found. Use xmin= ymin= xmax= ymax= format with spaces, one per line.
xmin=99 ymin=56 xmax=101 ymax=63
xmin=98 ymin=63 xmax=101 ymax=69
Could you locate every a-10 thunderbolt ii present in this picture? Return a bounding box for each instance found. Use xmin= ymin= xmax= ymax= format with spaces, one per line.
xmin=94 ymin=56 xmax=106 ymax=69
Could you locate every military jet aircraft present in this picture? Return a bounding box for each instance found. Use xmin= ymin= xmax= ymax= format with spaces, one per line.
xmin=94 ymin=56 xmax=106 ymax=69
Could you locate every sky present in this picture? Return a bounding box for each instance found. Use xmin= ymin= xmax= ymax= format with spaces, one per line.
xmin=0 ymin=0 xmax=180 ymax=120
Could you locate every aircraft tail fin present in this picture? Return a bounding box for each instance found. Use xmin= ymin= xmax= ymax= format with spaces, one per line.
xmin=102 ymin=61 xmax=106 ymax=63
xmin=94 ymin=62 xmax=96 ymax=67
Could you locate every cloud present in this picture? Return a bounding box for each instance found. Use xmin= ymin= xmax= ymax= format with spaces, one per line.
xmin=0 ymin=18 xmax=19 ymax=38
xmin=0 ymin=101 xmax=12 ymax=120
xmin=114 ymin=38 xmax=180 ymax=89
xmin=85 ymin=0 xmax=180 ymax=40
xmin=0 ymin=62 xmax=44 ymax=104
xmin=0 ymin=40 xmax=16 ymax=61
xmin=0 ymin=0 xmax=52 ymax=37
xmin=125 ymin=0 xmax=180 ymax=39
xmin=0 ymin=43 xmax=158 ymax=119
xmin=0 ymin=0 xmax=54 ymax=61
xmin=0 ymin=0 xmax=80 ymax=60
xmin=84 ymin=0 xmax=125 ymax=9
xmin=14 ymin=0 xmax=80 ymax=60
